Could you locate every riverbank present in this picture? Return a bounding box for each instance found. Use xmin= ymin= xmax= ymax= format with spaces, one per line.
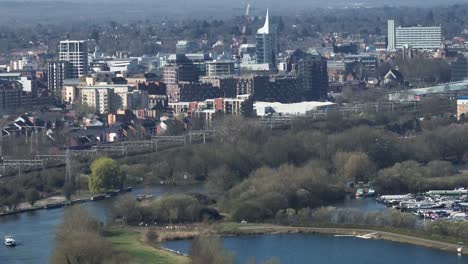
xmin=105 ymin=228 xmax=189 ymax=264
xmin=0 ymin=187 xmax=132 ymax=217
xmin=131 ymin=222 xmax=467 ymax=256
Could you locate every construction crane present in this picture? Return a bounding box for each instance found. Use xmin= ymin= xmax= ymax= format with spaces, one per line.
xmin=233 ymin=1 xmax=252 ymax=58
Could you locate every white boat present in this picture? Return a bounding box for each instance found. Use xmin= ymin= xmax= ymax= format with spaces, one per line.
xmin=4 ymin=236 xmax=16 ymax=247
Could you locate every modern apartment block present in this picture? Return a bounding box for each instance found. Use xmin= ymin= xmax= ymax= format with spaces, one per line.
xmin=59 ymin=40 xmax=88 ymax=78
xmin=48 ymin=61 xmax=69 ymax=93
xmin=169 ymin=94 xmax=253 ymax=120
xmin=78 ymin=85 xmax=148 ymax=114
xmin=256 ymin=9 xmax=277 ymax=68
xmin=206 ymin=60 xmax=236 ymax=77
xmin=387 ymin=20 xmax=442 ymax=50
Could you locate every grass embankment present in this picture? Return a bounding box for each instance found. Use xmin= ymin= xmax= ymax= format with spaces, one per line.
xmin=105 ymin=229 xmax=189 ymax=264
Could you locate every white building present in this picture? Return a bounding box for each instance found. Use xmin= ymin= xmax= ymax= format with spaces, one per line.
xmin=59 ymin=40 xmax=88 ymax=78
xmin=387 ymin=20 xmax=442 ymax=50
xmin=254 ymin=101 xmax=336 ymax=116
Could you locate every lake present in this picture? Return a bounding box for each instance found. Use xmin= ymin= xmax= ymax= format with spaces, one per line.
xmin=163 ymin=233 xmax=467 ymax=264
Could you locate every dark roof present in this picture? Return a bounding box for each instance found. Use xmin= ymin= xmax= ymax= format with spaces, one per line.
xmin=387 ymin=69 xmax=404 ymax=80
xmin=137 ymin=82 xmax=166 ymax=95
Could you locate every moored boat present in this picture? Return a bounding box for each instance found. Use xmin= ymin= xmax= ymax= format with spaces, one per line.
xmin=4 ymin=236 xmax=16 ymax=247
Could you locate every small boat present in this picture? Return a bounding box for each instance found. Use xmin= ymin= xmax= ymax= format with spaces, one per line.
xmin=356 ymin=189 xmax=364 ymax=197
xmin=4 ymin=236 xmax=16 ymax=247
xmin=366 ymin=188 xmax=376 ymax=197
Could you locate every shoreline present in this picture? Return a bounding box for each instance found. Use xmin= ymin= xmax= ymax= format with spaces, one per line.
xmin=146 ymin=223 xmax=467 ymax=256
xmin=0 ymin=187 xmax=132 ymax=217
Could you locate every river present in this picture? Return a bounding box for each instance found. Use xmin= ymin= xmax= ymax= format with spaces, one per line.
xmin=163 ymin=234 xmax=467 ymax=264
xmin=0 ymin=191 xmax=459 ymax=264
xmin=0 ymin=184 xmax=203 ymax=264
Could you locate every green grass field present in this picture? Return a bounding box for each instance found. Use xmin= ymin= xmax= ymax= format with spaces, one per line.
xmin=105 ymin=229 xmax=189 ymax=264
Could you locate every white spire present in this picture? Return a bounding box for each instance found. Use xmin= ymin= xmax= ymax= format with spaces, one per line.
xmin=257 ymin=9 xmax=270 ymax=34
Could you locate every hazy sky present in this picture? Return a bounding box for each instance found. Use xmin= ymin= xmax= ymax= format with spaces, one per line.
xmin=0 ymin=0 xmax=465 ymax=24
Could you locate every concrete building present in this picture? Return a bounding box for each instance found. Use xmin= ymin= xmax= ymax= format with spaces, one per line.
xmin=206 ymin=60 xmax=236 ymax=77
xmin=78 ymin=85 xmax=148 ymax=114
xmin=59 ymin=40 xmax=88 ymax=78
xmin=254 ymin=101 xmax=336 ymax=116
xmin=80 ymin=87 xmax=114 ymax=114
xmin=387 ymin=20 xmax=442 ymax=50
xmin=0 ymin=72 xmax=36 ymax=93
xmin=0 ymin=81 xmax=22 ymax=112
xmin=48 ymin=61 xmax=69 ymax=93
xmin=201 ymin=76 xmax=238 ymax=97
xmin=266 ymin=76 xmax=302 ymax=103
xmin=185 ymin=53 xmax=210 ymax=76
xmin=106 ymin=58 xmax=138 ymax=74
xmin=256 ymin=9 xmax=277 ymax=69
xmin=62 ymin=85 xmax=78 ymax=104
xmin=169 ymin=94 xmax=253 ymax=120
xmin=288 ymin=49 xmax=328 ymax=101
xmin=452 ymin=52 xmax=468 ymax=82
xmin=387 ymin=19 xmax=396 ymax=51
xmin=236 ymin=75 xmax=269 ymax=100
xmin=176 ymin=40 xmax=197 ymax=54
xmin=162 ymin=54 xmax=199 ymax=84
xmin=167 ymin=82 xmax=222 ymax=103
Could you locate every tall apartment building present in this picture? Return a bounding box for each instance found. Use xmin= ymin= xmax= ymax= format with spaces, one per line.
xmin=80 ymin=87 xmax=113 ymax=114
xmin=387 ymin=20 xmax=442 ymax=50
xmin=59 ymin=40 xmax=88 ymax=78
xmin=162 ymin=54 xmax=199 ymax=84
xmin=387 ymin=20 xmax=396 ymax=51
xmin=297 ymin=59 xmax=328 ymax=100
xmin=48 ymin=61 xmax=69 ymax=93
xmin=256 ymin=9 xmax=277 ymax=68
xmin=287 ymin=49 xmax=328 ymax=101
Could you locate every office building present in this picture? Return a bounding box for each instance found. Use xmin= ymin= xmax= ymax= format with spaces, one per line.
xmin=256 ymin=9 xmax=277 ymax=68
xmin=59 ymin=40 xmax=88 ymax=78
xmin=387 ymin=20 xmax=442 ymax=50
xmin=48 ymin=61 xmax=69 ymax=93
xmin=206 ymin=60 xmax=236 ymax=77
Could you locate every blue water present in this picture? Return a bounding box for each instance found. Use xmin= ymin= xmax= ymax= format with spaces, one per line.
xmin=0 ymin=189 xmax=456 ymax=264
xmin=163 ymin=234 xmax=468 ymax=264
xmin=0 ymin=184 xmax=204 ymax=264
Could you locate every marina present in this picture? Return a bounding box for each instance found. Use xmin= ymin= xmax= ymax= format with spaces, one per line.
xmin=377 ymin=188 xmax=468 ymax=221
